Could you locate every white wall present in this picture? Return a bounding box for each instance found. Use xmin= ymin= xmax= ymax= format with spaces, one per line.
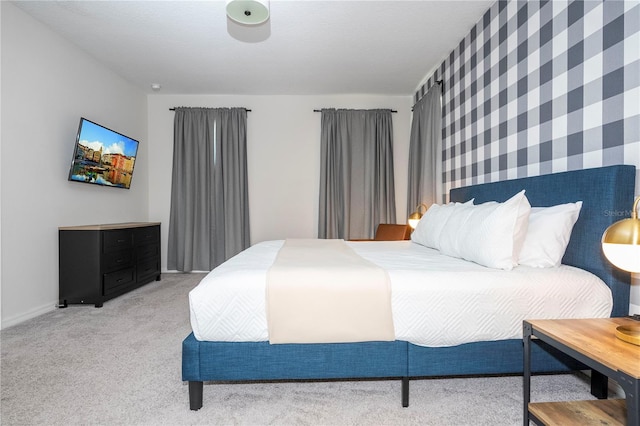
xmin=147 ymin=95 xmax=413 ymax=271
xmin=0 ymin=1 xmax=3 ymax=325
xmin=0 ymin=2 xmax=148 ymax=328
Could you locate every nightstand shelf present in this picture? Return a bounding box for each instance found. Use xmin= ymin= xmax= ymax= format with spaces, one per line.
xmin=529 ymin=399 xmax=626 ymax=425
xmin=523 ymin=318 xmax=640 ymax=426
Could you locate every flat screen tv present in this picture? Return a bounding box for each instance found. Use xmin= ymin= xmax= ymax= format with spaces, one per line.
xmin=68 ymin=118 xmax=139 ymax=189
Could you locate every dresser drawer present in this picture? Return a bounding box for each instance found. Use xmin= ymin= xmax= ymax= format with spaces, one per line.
xmin=103 ymin=230 xmax=132 ymax=253
xmin=102 ymin=250 xmax=133 ymax=273
xmin=134 ymin=226 xmax=159 ymax=245
xmin=136 ymin=257 xmax=160 ymax=283
xmin=136 ymin=243 xmax=159 ymax=260
xmin=103 ymin=267 xmax=135 ymax=295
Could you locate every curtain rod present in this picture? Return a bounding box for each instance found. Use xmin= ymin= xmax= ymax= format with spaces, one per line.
xmin=420 ymin=79 xmax=444 ymax=93
xmin=411 ymin=80 xmax=444 ymax=111
xmin=169 ymin=107 xmax=251 ymax=112
xmin=313 ymin=109 xmax=397 ymax=113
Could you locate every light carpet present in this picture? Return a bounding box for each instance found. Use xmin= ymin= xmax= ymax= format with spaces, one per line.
xmin=1 ymin=272 xmax=610 ymax=425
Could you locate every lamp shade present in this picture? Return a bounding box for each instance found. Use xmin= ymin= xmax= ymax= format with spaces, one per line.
xmin=408 ymin=203 xmax=428 ymax=229
xmin=601 ymin=196 xmax=640 ymax=273
xmin=408 ymin=213 xmax=421 ymax=229
xmin=226 ymin=0 xmax=270 ymax=25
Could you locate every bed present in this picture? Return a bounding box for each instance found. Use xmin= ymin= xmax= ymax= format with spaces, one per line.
xmin=182 ymin=164 xmax=636 ymax=410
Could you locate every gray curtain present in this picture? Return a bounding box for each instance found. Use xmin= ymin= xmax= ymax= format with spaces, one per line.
xmin=167 ymin=107 xmax=250 ymax=272
xmin=407 ymin=84 xmax=443 ymax=213
xmin=318 ymin=109 xmax=396 ymax=240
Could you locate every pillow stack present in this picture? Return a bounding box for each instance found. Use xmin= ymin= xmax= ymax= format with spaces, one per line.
xmin=411 ymin=192 xmax=582 ymax=270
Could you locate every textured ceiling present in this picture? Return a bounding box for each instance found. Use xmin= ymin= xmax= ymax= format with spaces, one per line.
xmin=13 ymin=0 xmax=495 ymax=95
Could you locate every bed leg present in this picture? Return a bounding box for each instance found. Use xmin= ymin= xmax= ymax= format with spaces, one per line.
xmin=189 ymin=381 xmax=203 ymax=410
xmin=590 ymin=370 xmax=608 ymax=399
xmin=402 ymin=377 xmax=409 ymax=407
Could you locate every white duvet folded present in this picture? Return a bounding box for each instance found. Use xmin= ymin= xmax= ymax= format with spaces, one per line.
xmin=266 ymin=239 xmax=394 ymax=344
xmin=189 ymin=240 xmax=613 ymax=347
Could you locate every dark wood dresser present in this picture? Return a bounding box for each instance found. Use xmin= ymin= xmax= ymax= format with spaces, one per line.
xmin=59 ymin=222 xmax=161 ymax=307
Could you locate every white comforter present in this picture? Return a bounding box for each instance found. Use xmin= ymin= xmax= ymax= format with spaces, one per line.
xmin=189 ymin=240 xmax=613 ymax=347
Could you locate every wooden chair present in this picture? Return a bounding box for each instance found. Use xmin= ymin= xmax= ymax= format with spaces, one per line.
xmin=374 ymin=224 xmax=411 ymax=241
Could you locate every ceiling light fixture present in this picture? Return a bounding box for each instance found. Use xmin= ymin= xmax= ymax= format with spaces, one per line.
xmin=226 ymin=0 xmax=270 ymax=25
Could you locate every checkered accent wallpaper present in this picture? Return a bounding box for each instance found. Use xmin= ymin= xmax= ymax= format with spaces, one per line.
xmin=415 ymin=0 xmax=640 ymax=199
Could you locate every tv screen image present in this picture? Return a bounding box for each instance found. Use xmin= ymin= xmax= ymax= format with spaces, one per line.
xmin=68 ymin=118 xmax=139 ymax=189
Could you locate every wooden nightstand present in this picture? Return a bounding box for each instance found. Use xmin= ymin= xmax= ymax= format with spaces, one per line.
xmin=523 ymin=318 xmax=640 ymax=426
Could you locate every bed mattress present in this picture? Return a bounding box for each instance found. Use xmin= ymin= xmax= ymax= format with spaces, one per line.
xmin=188 ymin=240 xmax=613 ymax=347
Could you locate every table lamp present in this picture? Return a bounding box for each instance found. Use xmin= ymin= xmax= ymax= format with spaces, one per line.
xmin=408 ymin=203 xmax=428 ymax=229
xmin=601 ymin=195 xmax=640 ymax=345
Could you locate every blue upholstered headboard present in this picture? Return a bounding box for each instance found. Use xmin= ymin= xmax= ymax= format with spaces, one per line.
xmin=449 ymin=165 xmax=636 ymax=318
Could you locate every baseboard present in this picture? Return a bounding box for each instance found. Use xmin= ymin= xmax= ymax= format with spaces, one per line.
xmin=1 ymin=302 xmax=56 ymax=330
xmin=1 ymin=273 xmax=203 ymax=330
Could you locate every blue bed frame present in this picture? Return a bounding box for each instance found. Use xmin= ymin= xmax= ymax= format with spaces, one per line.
xmin=182 ymin=165 xmax=636 ymax=410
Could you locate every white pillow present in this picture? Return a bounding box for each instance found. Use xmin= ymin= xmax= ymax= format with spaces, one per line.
xmin=438 ymin=201 xmax=494 ymax=255
xmin=518 ymin=201 xmax=582 ymax=268
xmin=411 ymin=200 xmax=473 ymax=249
xmin=438 ymin=190 xmax=531 ymax=270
